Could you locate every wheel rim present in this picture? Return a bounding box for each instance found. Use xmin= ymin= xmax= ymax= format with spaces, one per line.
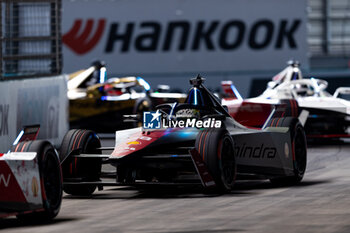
xmin=294 ymin=127 xmax=307 ymax=175
xmin=85 ymin=134 xmax=101 ymax=154
xmin=43 ymin=150 xmax=61 ymax=209
xmin=220 ymin=137 xmax=236 ymax=187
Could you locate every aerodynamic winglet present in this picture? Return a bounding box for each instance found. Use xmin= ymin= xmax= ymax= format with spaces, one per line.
xmin=298 ymin=110 xmax=309 ymax=127
xmin=12 ymin=125 xmax=40 ymax=146
xmin=189 ymin=149 xmax=216 ymax=188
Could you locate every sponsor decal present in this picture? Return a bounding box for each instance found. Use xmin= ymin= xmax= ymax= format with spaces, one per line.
xmin=0 ymin=104 xmax=9 ymax=136
xmin=31 ymin=177 xmax=39 ymax=197
xmin=234 ymin=143 xmax=276 ymax=158
xmin=140 ymin=136 xmax=152 ymax=141
xmin=127 ymin=141 xmax=140 ymax=145
xmin=124 ymin=147 xmax=136 ymax=151
xmin=0 ymin=173 xmax=11 ymax=187
xmin=63 ymin=19 xmax=106 ymax=55
xmin=143 ymin=110 xmax=222 ymax=129
xmin=63 ymin=19 xmax=301 ymax=55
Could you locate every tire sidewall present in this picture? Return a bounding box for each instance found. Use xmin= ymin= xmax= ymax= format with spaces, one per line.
xmin=38 ymin=142 xmax=63 ymax=219
xmin=282 ymin=118 xmax=307 ymax=181
xmin=218 ymin=134 xmax=236 ymax=190
xmin=25 ymin=140 xmax=63 ymax=220
xmin=291 ymin=122 xmax=307 ymax=179
xmin=196 ymin=129 xmax=236 ymax=191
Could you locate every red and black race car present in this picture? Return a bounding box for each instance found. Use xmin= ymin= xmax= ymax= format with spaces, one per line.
xmin=59 ymin=76 xmax=307 ymax=195
xmin=0 ymin=126 xmax=62 ymax=221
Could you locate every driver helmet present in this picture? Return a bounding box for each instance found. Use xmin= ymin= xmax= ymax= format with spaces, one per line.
xmin=175 ymin=87 xmax=205 ymax=118
xmin=185 ymin=87 xmax=205 ymax=106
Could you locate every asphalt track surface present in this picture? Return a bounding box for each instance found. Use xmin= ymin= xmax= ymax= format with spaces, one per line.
xmin=1 ymin=138 xmax=350 ymax=233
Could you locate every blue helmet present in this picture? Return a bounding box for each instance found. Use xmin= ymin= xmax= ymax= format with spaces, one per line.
xmin=186 ymin=87 xmax=205 ymax=106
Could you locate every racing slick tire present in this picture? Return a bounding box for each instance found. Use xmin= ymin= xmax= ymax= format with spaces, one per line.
xmin=195 ymin=128 xmax=236 ymax=192
xmin=133 ymin=97 xmax=152 ymax=127
xmin=60 ymin=129 xmax=101 ymax=196
xmin=270 ymin=118 xmax=307 ymax=185
xmin=14 ymin=141 xmax=63 ymax=221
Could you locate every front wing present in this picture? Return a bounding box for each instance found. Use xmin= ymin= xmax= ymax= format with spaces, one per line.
xmin=0 ymin=152 xmax=44 ymax=217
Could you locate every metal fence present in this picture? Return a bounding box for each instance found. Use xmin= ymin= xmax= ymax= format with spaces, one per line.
xmin=308 ymin=0 xmax=350 ymax=57
xmin=0 ymin=0 xmax=61 ymax=80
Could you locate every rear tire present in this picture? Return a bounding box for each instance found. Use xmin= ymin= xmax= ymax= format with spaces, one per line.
xmin=16 ymin=141 xmax=62 ymax=221
xmin=195 ymin=129 xmax=236 ymax=192
xmin=60 ymin=129 xmax=101 ymax=196
xmin=270 ymin=118 xmax=307 ymax=185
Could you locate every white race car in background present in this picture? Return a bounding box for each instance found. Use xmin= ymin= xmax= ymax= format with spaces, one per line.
xmin=223 ymin=61 xmax=350 ymax=139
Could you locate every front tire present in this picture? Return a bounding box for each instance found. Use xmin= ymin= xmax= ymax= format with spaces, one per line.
xmin=195 ymin=129 xmax=236 ymax=192
xmin=60 ymin=129 xmax=101 ymax=196
xmin=15 ymin=141 xmax=62 ymax=221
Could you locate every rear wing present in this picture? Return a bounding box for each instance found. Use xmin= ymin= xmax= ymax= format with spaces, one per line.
xmin=12 ymin=125 xmax=40 ymax=146
xmin=333 ymin=87 xmax=350 ymax=98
